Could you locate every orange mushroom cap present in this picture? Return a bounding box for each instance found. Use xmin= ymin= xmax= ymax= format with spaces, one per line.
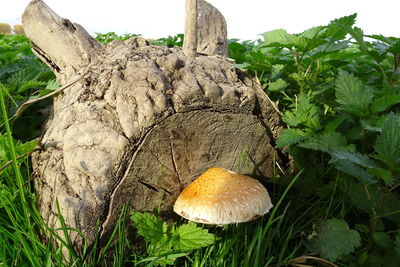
xmin=173 ymin=167 xmax=273 ymax=225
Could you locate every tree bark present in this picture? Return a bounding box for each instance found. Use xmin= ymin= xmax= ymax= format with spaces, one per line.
xmin=183 ymin=0 xmax=198 ymax=57
xmin=197 ymin=0 xmax=228 ymax=57
xmin=23 ymin=0 xmax=285 ymax=250
xmin=22 ymin=0 xmax=103 ymax=82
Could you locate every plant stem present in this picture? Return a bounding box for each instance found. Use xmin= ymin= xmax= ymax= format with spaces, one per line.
xmin=0 ymin=84 xmax=29 ymax=215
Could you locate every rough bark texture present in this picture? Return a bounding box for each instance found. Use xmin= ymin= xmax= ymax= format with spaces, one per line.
xmin=24 ymin=0 xmax=283 ymax=248
xmin=197 ymin=0 xmax=228 ymax=57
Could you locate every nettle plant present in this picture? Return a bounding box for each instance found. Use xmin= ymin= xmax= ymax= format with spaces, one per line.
xmin=230 ymin=14 xmax=400 ymax=264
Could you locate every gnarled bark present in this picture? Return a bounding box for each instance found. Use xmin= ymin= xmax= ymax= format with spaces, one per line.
xmin=24 ymin=0 xmax=284 ymax=249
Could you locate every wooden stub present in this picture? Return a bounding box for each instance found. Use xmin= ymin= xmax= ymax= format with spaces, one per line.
xmin=24 ymin=0 xmax=285 ymax=251
xmin=197 ymin=0 xmax=228 ymax=57
xmin=183 ymin=0 xmax=198 ymax=58
xmin=22 ymin=0 xmax=103 ymax=80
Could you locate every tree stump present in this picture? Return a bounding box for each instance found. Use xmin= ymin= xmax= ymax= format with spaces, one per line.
xmin=23 ymin=0 xmax=284 ymax=248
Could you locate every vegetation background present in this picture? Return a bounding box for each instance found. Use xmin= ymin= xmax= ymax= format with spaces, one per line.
xmin=1 ymin=13 xmax=400 ymax=266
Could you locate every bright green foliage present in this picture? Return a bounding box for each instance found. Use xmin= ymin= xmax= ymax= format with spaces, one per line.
xmin=151 ymin=34 xmax=184 ymax=48
xmin=131 ymin=212 xmax=168 ymax=245
xmin=309 ymin=219 xmax=361 ymax=261
xmin=172 ymin=222 xmax=215 ymax=251
xmin=262 ymin=29 xmax=298 ymax=48
xmin=131 ymin=212 xmax=214 ymax=266
xmin=282 ymin=94 xmax=321 ymax=129
xmin=335 ymin=70 xmax=373 ymax=117
xmin=299 ymin=132 xmax=349 ymax=153
xmin=275 ymin=128 xmax=310 ymax=148
xmin=1 ymin=12 xmax=400 ymax=266
xmin=95 ymin=32 xmax=141 ymax=44
xmin=233 ymin=12 xmax=400 ymax=265
xmin=374 ymin=113 xmax=400 ymax=170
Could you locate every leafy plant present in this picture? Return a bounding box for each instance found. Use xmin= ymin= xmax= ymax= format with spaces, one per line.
xmin=131 ymin=212 xmax=215 ymax=266
xmin=1 ymin=12 xmax=400 ymax=266
xmin=95 ymin=32 xmax=141 ymax=45
xmin=308 ymin=219 xmax=361 ymax=261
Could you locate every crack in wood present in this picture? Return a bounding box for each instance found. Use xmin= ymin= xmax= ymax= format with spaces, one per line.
xmin=169 ymin=131 xmax=183 ymax=191
xmin=139 ymin=181 xmax=159 ymax=192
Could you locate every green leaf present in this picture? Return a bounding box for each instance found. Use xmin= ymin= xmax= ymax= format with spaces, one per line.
xmin=324 ymin=114 xmax=349 ymax=132
xmin=17 ymin=80 xmax=46 ymax=93
xmin=299 ymin=26 xmax=325 ymax=39
xmin=45 ymin=79 xmax=60 ymax=91
xmin=312 ymin=40 xmax=350 ymax=58
xmin=395 ymin=232 xmax=400 ymax=256
xmin=282 ymin=94 xmax=321 ymax=129
xmin=275 ymin=128 xmax=310 ymax=148
xmin=172 ymin=222 xmax=215 ymax=252
xmin=334 ymin=159 xmax=376 ymax=184
xmin=368 ymin=167 xmax=393 ymax=185
xmin=267 ymin=78 xmax=287 ymax=92
xmin=344 ymin=182 xmax=380 ymax=214
xmin=262 ymin=29 xmax=298 ymax=48
xmin=373 ymin=232 xmax=393 ymax=248
xmin=299 ymin=132 xmax=348 ymax=153
xmin=329 ymin=149 xmax=378 ymax=169
xmin=374 ymin=113 xmax=400 ymax=169
xmin=324 ymin=13 xmax=357 ymax=40
xmin=270 ymin=64 xmax=285 ymax=80
xmin=335 ymin=70 xmax=373 ymax=117
xmin=309 ymin=219 xmax=361 ymax=261
xmin=131 ymin=212 xmax=168 ymax=244
xmin=371 ymin=94 xmax=400 ymax=113
xmin=360 ymin=114 xmax=389 ymax=132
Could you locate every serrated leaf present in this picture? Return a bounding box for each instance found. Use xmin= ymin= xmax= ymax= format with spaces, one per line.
xmin=262 ymin=29 xmax=298 ymax=48
xmin=267 ymin=78 xmax=287 ymax=91
xmin=275 ymin=128 xmax=310 ymax=148
xmin=374 ymin=113 xmax=400 ymax=169
xmin=16 ymin=139 xmax=39 ymax=155
xmin=282 ymin=94 xmax=321 ymax=129
xmin=329 ymin=149 xmax=378 ymax=169
xmin=324 ymin=13 xmax=357 ymax=40
xmin=371 ymin=94 xmax=400 ymax=113
xmin=309 ymin=219 xmax=361 ymax=261
xmin=299 ymin=26 xmax=326 ymax=39
xmin=131 ymin=212 xmax=167 ymax=244
xmin=172 ymin=222 xmax=215 ymax=252
xmin=335 ymin=70 xmax=373 ymax=117
xmin=334 ymin=159 xmax=376 ymax=184
xmin=345 ymin=182 xmax=380 ymax=214
xmin=312 ymin=40 xmax=350 ymax=58
xmin=299 ymin=132 xmax=348 ymax=153
xmin=17 ymin=80 xmax=47 ymax=93
xmin=45 ymin=79 xmax=60 ymax=91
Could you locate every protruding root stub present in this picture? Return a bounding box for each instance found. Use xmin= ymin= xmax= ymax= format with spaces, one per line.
xmin=24 ymin=0 xmax=284 ymax=252
xmin=183 ymin=0 xmax=198 ymax=58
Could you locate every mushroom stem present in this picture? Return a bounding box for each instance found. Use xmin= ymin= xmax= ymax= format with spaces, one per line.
xmin=183 ymin=0 xmax=198 ymax=58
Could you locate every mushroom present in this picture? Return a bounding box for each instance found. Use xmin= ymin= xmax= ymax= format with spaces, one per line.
xmin=173 ymin=167 xmax=273 ymax=225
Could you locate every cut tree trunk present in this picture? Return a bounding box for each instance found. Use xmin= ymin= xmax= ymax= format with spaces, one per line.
xmin=23 ymin=0 xmax=284 ymax=249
